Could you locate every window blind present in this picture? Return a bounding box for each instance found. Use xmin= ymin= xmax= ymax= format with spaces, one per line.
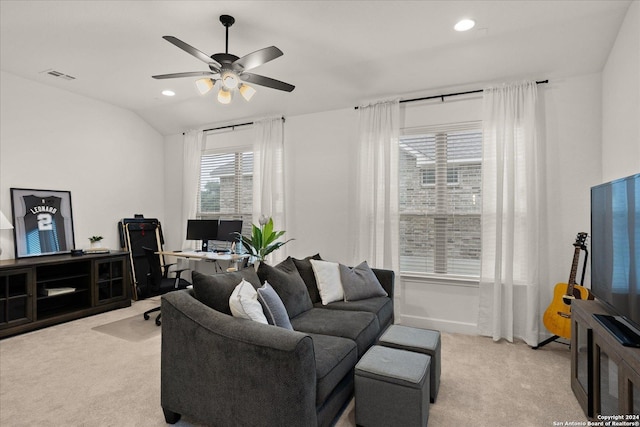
xmin=198 ymin=149 xmax=253 ymax=235
xmin=399 ymin=121 xmax=482 ymax=277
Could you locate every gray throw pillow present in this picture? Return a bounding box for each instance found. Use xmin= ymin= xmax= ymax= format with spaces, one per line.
xmin=292 ymin=254 xmax=323 ymax=304
xmin=192 ymin=269 xmax=262 ymax=315
xmin=257 ymin=282 xmax=294 ymax=330
xmin=257 ymin=257 xmax=313 ymax=318
xmin=339 ymin=261 xmax=388 ymax=302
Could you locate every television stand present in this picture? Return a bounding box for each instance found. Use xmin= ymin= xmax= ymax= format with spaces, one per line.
xmin=593 ymin=314 xmax=640 ymax=348
xmin=571 ymin=300 xmax=640 ymax=418
xmin=0 ymin=252 xmax=131 ymax=338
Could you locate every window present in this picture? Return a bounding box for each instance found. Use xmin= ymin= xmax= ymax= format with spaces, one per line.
xmin=399 ymin=122 xmax=482 ymax=277
xmin=198 ymin=148 xmax=253 ymax=235
xmin=421 ymin=168 xmax=459 ymax=186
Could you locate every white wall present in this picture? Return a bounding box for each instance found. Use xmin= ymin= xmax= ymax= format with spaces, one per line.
xmin=163 ymin=133 xmax=183 ymax=250
xmin=0 ymin=71 xmax=165 ymax=259
xmin=284 ymin=109 xmax=358 ymax=263
xmin=542 ymin=73 xmax=604 ymax=285
xmin=537 ymin=73 xmax=604 ymax=342
xmin=602 ymin=0 xmax=640 ymax=182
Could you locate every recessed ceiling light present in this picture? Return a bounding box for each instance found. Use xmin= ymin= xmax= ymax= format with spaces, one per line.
xmin=454 ymin=19 xmax=476 ymax=32
xmin=161 ymin=90 xmax=175 ymax=97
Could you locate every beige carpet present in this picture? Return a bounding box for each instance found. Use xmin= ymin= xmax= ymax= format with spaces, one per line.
xmin=92 ymin=312 xmax=162 ymax=342
xmin=0 ymin=299 xmax=587 ymax=426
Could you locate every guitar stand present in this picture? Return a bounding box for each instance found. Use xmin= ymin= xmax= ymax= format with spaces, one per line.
xmin=533 ymin=246 xmax=589 ymax=350
xmin=532 ymin=335 xmax=569 ymax=350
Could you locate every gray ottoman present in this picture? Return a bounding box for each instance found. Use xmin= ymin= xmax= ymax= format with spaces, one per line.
xmin=378 ymin=325 xmax=441 ymax=402
xmin=355 ymin=345 xmax=430 ymax=427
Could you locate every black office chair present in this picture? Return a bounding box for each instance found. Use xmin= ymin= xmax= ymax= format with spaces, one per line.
xmin=141 ymin=247 xmax=191 ymax=326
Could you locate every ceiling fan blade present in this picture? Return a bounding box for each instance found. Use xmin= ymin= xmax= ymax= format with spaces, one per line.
xmin=152 ymin=71 xmax=217 ymax=79
xmin=241 ymin=73 xmax=295 ymax=92
xmin=233 ymin=46 xmax=283 ymax=72
xmin=163 ymin=36 xmax=221 ymax=69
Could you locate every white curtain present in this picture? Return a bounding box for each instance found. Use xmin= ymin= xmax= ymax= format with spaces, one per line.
xmin=182 ymin=130 xmax=204 ymax=250
xmin=354 ymin=99 xmax=400 ymax=272
xmin=253 ymin=117 xmax=287 ymax=263
xmin=478 ymin=81 xmax=545 ymax=346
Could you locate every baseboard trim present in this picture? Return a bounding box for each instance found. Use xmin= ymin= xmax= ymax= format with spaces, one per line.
xmin=398 ymin=314 xmax=478 ymax=335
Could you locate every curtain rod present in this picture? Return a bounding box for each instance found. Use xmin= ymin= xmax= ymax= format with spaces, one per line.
xmin=355 ymin=80 xmax=549 ymax=109
xmin=203 ymin=121 xmax=254 ymax=133
xmin=182 ymin=117 xmax=286 ymax=135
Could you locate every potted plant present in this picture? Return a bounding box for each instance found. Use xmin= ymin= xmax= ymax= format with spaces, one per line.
xmin=237 ymin=216 xmax=293 ymax=264
xmin=89 ymin=236 xmax=104 ymax=249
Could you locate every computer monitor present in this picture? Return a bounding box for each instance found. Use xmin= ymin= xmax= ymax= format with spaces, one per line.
xmin=217 ymin=220 xmax=243 ymax=242
xmin=186 ymin=219 xmax=218 ymax=252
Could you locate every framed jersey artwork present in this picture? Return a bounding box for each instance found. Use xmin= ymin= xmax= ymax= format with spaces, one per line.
xmin=10 ymin=188 xmax=76 ymax=258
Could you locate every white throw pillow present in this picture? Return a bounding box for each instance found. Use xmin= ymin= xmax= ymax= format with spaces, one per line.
xmin=229 ymin=279 xmax=268 ymax=324
xmin=310 ymin=259 xmax=344 ymax=305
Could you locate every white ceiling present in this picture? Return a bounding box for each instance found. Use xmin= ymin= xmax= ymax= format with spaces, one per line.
xmin=0 ymin=0 xmax=632 ymax=136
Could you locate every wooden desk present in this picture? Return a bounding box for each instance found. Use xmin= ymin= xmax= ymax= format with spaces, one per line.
xmin=158 ymin=251 xmax=249 ymax=272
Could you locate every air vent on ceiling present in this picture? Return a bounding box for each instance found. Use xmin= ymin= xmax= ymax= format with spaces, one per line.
xmin=40 ymin=69 xmax=76 ymax=81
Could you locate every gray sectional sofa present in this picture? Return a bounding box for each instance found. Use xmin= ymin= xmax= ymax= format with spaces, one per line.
xmin=160 ymin=255 xmax=394 ymax=427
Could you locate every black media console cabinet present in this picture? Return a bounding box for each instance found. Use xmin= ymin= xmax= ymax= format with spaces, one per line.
xmin=0 ymin=251 xmax=131 ymax=339
xmin=571 ymin=300 xmax=640 ymax=418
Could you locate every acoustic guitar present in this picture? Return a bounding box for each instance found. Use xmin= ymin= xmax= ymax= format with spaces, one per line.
xmin=542 ymin=232 xmax=594 ymax=340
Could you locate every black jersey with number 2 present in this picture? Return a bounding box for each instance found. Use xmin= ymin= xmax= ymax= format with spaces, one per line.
xmin=22 ymin=195 xmax=67 ymax=255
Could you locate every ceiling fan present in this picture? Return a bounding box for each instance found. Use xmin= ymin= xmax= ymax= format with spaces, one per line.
xmin=152 ymin=15 xmax=294 ymax=104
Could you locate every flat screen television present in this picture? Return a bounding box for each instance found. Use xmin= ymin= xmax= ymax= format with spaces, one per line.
xmin=590 ymin=173 xmax=640 ymax=347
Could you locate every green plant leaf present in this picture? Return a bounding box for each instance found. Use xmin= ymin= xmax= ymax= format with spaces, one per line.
xmin=252 ymin=223 xmax=262 ymax=251
xmin=262 ymin=238 xmax=294 ymax=257
xmin=264 ymin=230 xmax=285 ymax=247
xmin=263 ymin=218 xmax=273 ymax=241
xmin=240 ymin=235 xmax=257 ymax=257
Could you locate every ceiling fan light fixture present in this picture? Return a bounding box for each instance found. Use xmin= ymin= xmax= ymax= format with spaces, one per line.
xmin=195 ymin=78 xmax=215 ymax=95
xmin=154 ymin=15 xmax=294 ymax=106
xmin=221 ymin=71 xmax=239 ymax=89
xmin=239 ymin=83 xmax=256 ymax=101
xmin=217 ymin=87 xmax=233 ymax=104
